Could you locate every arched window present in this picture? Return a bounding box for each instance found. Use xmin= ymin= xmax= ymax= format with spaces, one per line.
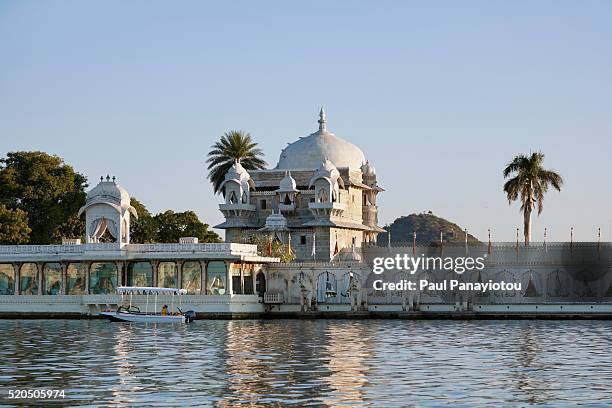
xmin=242 ymin=191 xmax=248 ymax=203
xmin=20 ymin=263 xmax=38 ymax=295
xmin=229 ymin=190 xmax=238 ymax=204
xmin=0 ymin=264 xmax=15 ymax=295
xmin=316 ymin=271 xmax=337 ymax=303
xmin=181 ymin=261 xmax=201 ymax=294
xmin=43 ymin=263 xmax=62 ymax=295
xmin=283 ymin=193 xmax=291 ymax=205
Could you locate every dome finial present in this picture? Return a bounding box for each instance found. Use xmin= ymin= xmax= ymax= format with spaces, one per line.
xmin=318 ymin=107 xmax=327 ymax=132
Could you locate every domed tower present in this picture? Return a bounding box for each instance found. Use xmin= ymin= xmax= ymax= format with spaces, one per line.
xmin=217 ymin=160 xmax=257 ymax=243
xmin=78 ymin=175 xmax=138 ymax=244
xmin=308 ymin=158 xmax=345 ymax=218
xmin=219 ymin=160 xmax=255 ymax=207
xmin=277 ymin=171 xmax=298 ymax=212
xmin=360 ymin=161 xmax=383 ymax=243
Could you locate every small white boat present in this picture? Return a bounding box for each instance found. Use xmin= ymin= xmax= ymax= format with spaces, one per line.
xmin=100 ymin=286 xmax=196 ymax=323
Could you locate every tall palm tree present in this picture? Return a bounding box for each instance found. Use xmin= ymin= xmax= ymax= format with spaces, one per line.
xmin=503 ymin=151 xmax=563 ymax=245
xmin=206 ymin=130 xmax=267 ymax=193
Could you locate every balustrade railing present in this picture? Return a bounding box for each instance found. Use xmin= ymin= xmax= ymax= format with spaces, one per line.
xmin=0 ymin=242 xmax=259 ymax=256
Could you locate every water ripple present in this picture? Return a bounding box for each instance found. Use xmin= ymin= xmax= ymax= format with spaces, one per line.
xmin=0 ymin=320 xmax=610 ymax=406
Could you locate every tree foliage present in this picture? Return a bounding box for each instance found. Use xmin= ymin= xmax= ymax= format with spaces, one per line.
xmin=206 ymin=130 xmax=266 ymax=193
xmin=0 ymin=204 xmax=31 ymax=244
xmin=245 ymin=234 xmax=295 ymax=263
xmin=0 ymin=151 xmax=87 ymax=244
xmin=0 ymin=151 xmax=222 ymax=245
xmin=129 ymin=198 xmax=221 ymax=244
xmin=129 ymin=197 xmax=157 ymax=243
xmin=155 ymin=210 xmax=221 ymax=243
xmin=50 ymin=215 xmax=85 ymax=243
xmin=503 ymin=151 xmax=563 ymax=244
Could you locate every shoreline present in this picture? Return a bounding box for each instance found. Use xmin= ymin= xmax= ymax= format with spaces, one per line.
xmin=2 ymin=310 xmax=611 ymax=320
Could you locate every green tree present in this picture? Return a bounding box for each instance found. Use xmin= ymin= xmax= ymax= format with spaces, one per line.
xmin=0 ymin=151 xmax=87 ymax=244
xmin=503 ymin=151 xmax=563 ymax=245
xmin=206 ymin=130 xmax=266 ymax=193
xmin=154 ymin=210 xmax=221 ymax=243
xmin=0 ymin=204 xmax=31 ymax=244
xmin=51 ymin=215 xmax=85 ymax=243
xmin=245 ymin=234 xmax=295 ymax=263
xmin=129 ymin=197 xmax=157 ymax=243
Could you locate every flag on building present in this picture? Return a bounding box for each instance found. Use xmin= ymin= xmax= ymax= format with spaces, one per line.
xmin=333 ymin=233 xmax=339 ymax=258
xmin=311 ymin=232 xmax=316 ymax=260
xmin=287 ymin=232 xmax=292 ymax=257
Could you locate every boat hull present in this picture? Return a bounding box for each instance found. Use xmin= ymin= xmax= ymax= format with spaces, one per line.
xmin=100 ymin=311 xmax=186 ymax=323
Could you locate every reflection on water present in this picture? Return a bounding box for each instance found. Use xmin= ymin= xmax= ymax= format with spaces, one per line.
xmin=0 ymin=319 xmax=610 ymax=407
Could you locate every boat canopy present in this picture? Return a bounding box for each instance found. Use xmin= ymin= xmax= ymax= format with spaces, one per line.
xmin=116 ymin=286 xmax=187 ymax=295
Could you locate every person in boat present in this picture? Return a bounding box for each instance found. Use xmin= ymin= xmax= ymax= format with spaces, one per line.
xmin=161 ymin=305 xmax=168 ymax=316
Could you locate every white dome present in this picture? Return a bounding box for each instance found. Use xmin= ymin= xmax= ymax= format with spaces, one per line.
xmin=275 ymin=109 xmax=366 ymax=170
xmin=223 ymin=160 xmax=250 ymax=181
xmin=308 ymin=159 xmax=344 ymax=189
xmin=277 ymin=171 xmax=297 ymax=192
xmin=219 ymin=160 xmax=255 ymax=194
xmin=262 ymin=210 xmax=288 ymax=231
xmin=86 ymin=176 xmax=130 ymax=206
xmin=361 ymin=161 xmax=376 ymax=177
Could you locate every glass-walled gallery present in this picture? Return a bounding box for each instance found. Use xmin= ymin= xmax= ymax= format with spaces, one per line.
xmin=0 ymin=260 xmax=264 ymax=296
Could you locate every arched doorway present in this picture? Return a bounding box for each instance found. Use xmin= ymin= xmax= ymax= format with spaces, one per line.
xmin=255 ymin=272 xmax=266 ymax=297
xmin=316 ymin=271 xmax=337 ymax=303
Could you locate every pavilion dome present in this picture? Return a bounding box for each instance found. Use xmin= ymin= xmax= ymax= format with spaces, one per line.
xmin=78 ymin=175 xmax=137 ymax=219
xmin=219 ymin=160 xmax=255 ymax=195
xmin=275 ymin=109 xmax=366 ymax=170
xmin=277 ymin=171 xmax=298 ymax=193
xmin=85 ymin=175 xmax=131 ymax=207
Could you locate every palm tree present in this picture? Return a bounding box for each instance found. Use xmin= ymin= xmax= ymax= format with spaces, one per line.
xmin=503 ymin=151 xmax=563 ymax=245
xmin=206 ymin=130 xmax=267 ymax=193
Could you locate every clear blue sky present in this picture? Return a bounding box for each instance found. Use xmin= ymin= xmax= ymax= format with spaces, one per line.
xmin=1 ymin=1 xmax=611 ymax=241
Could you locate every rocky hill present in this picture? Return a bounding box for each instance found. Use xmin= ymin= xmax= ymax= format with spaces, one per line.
xmin=378 ymin=212 xmax=480 ymax=245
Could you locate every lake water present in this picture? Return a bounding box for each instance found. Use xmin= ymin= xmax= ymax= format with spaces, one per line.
xmin=0 ymin=319 xmax=610 ymax=407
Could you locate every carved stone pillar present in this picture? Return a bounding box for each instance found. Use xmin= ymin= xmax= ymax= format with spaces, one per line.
xmin=85 ymin=262 xmax=91 ymax=294
xmin=240 ymin=263 xmax=245 ymax=295
xmin=199 ymin=260 xmax=208 ymax=295
xmin=176 ymin=260 xmax=183 ymax=289
xmin=60 ymin=262 xmax=68 ymax=295
xmin=225 ymin=261 xmax=233 ymax=295
xmin=115 ymin=261 xmax=124 ymax=287
xmin=151 ymin=260 xmax=160 ymax=287
xmin=12 ymin=263 xmax=20 ymax=295
xmin=36 ymin=262 xmax=44 ymax=296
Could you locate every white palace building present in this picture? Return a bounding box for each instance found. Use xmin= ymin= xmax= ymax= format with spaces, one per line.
xmin=1 ymin=110 xmax=611 ymax=318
